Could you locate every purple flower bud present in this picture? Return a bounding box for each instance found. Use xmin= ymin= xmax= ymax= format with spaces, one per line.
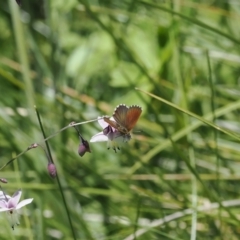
xmin=48 ymin=163 xmax=57 ymax=178
xmin=78 ymin=140 xmax=91 ymax=157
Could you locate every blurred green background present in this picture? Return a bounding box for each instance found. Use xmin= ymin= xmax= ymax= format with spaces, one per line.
xmin=1 ymin=0 xmax=240 ymax=239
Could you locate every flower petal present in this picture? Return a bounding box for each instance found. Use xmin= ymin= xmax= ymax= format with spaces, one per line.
xmin=0 ymin=201 xmax=8 ymax=209
xmin=16 ymin=198 xmax=33 ymax=210
xmin=0 ymin=208 xmax=9 ymax=212
xmin=0 ymin=191 xmax=10 ymax=201
xmin=8 ymin=190 xmax=21 ymax=209
xmin=6 ymin=210 xmax=19 ymax=230
xmin=98 ymin=117 xmax=115 ymax=129
xmin=90 ymin=132 xmax=108 ymax=142
xmin=98 ymin=117 xmax=109 ymax=129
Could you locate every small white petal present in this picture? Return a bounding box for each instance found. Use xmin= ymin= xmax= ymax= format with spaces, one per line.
xmin=16 ymin=198 xmax=33 ymax=210
xmin=98 ymin=117 xmax=115 ymax=129
xmin=0 ymin=193 xmax=11 ymax=201
xmin=8 ymin=190 xmax=21 ymax=209
xmin=0 ymin=207 xmax=10 ymax=212
xmin=6 ymin=210 xmax=19 ymax=230
xmin=90 ymin=132 xmax=108 ymax=142
xmin=12 ymin=190 xmax=22 ymax=200
xmin=0 ymin=201 xmax=8 ymax=209
xmin=98 ymin=117 xmax=108 ymax=129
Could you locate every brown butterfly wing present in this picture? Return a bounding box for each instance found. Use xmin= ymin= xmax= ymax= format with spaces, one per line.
xmin=112 ymin=104 xmax=129 ymax=126
xmin=103 ymin=117 xmax=119 ymax=129
xmin=105 ymin=104 xmax=142 ymax=134
xmin=125 ymin=105 xmax=142 ymax=131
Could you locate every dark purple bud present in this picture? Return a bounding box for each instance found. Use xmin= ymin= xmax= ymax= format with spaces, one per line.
xmin=78 ymin=139 xmax=91 ymax=157
xmin=48 ymin=163 xmax=57 ymax=178
xmin=0 ymin=178 xmax=7 ymax=183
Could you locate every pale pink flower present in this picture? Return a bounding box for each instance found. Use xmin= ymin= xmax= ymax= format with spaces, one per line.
xmin=0 ymin=190 xmax=33 ymax=229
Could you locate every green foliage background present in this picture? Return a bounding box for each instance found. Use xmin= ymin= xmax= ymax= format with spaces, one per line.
xmin=1 ymin=0 xmax=240 ymax=239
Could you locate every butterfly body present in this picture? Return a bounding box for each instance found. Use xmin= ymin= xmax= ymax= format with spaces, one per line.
xmin=104 ymin=104 xmax=142 ymax=135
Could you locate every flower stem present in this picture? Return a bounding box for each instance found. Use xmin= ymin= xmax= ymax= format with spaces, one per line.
xmin=35 ymin=106 xmax=77 ymax=240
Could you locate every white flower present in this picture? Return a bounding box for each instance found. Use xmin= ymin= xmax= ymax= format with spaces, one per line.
xmin=0 ymin=190 xmax=33 ymax=229
xmin=90 ymin=117 xmax=131 ymax=152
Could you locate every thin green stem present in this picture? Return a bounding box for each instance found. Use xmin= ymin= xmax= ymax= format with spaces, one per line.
xmin=136 ymin=88 xmax=240 ymax=141
xmin=171 ymin=27 xmax=197 ymax=240
xmin=135 ymin=88 xmax=240 ymax=226
xmin=35 ymin=107 xmax=77 ymax=240
xmin=129 ymin=89 xmax=240 ymax=174
xmin=206 ymin=51 xmax=222 ymax=238
xmin=0 ymin=117 xmax=99 ymax=171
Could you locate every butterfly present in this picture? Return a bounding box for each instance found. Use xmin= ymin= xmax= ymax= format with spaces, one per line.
xmin=103 ymin=104 xmax=142 ymax=135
